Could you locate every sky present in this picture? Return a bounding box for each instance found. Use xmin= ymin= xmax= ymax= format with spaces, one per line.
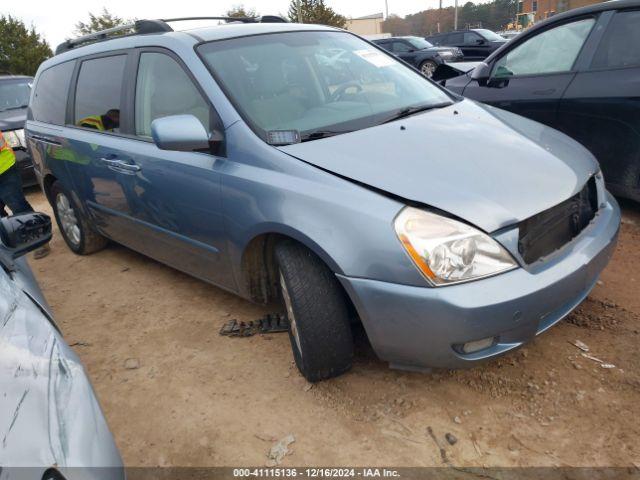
xmin=4 ymin=0 xmax=453 ymax=48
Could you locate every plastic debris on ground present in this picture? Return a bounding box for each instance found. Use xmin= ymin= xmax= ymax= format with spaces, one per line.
xmin=266 ymin=434 xmax=295 ymax=466
xmin=219 ymin=313 xmax=289 ymax=337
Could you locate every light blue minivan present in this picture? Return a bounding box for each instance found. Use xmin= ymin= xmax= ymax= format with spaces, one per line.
xmin=26 ymin=17 xmax=620 ymax=381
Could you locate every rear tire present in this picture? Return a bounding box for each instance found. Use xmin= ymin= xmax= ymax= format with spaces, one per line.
xmin=420 ymin=60 xmax=437 ymax=78
xmin=275 ymin=241 xmax=353 ymax=382
xmin=51 ymin=181 xmax=107 ymax=255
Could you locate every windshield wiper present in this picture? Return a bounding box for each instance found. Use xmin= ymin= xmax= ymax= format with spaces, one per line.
xmin=300 ymin=129 xmax=353 ymax=142
xmin=380 ymin=102 xmax=453 ymax=124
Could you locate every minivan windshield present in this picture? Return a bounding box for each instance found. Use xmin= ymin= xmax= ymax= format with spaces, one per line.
xmin=198 ymin=31 xmax=453 ymax=142
xmin=0 ymin=79 xmax=31 ymax=112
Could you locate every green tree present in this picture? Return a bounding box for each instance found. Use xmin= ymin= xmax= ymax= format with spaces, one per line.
xmin=382 ymin=14 xmax=411 ymax=36
xmin=288 ymin=0 xmax=346 ymax=27
xmin=74 ymin=8 xmax=132 ymax=35
xmin=226 ymin=5 xmax=258 ymax=18
xmin=0 ymin=15 xmax=52 ymax=76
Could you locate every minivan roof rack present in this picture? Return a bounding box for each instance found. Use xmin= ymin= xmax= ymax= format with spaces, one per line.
xmin=55 ymin=15 xmax=288 ymax=55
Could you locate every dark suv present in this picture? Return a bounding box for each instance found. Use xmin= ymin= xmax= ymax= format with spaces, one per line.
xmin=0 ymin=75 xmax=37 ymax=186
xmin=444 ymin=0 xmax=640 ymax=202
xmin=372 ymin=36 xmax=463 ymax=77
xmin=426 ymin=29 xmax=506 ymax=60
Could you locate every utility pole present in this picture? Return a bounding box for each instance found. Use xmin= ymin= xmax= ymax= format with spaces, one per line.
xmin=297 ymin=0 xmax=303 ymax=23
xmin=454 ymin=0 xmax=459 ymax=30
xmin=385 ymin=0 xmax=389 ymax=19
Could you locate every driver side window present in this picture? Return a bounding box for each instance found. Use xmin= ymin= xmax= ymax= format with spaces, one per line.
xmin=135 ymin=52 xmax=210 ymax=138
xmin=463 ymin=32 xmax=480 ymax=45
xmin=493 ymin=18 xmax=595 ymax=78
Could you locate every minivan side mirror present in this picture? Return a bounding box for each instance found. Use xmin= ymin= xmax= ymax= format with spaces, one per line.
xmin=0 ymin=213 xmax=52 ymax=259
xmin=151 ymin=114 xmax=222 ymax=152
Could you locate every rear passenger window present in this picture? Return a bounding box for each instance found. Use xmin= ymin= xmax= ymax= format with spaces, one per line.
xmin=391 ymin=42 xmax=412 ymax=53
xmin=592 ymin=11 xmax=640 ymax=69
xmin=74 ymin=55 xmax=126 ymax=132
xmin=31 ymin=61 xmax=74 ymax=125
xmin=135 ymin=52 xmax=210 ymax=138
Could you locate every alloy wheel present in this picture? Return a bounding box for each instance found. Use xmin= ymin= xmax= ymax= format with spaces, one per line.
xmin=421 ymin=61 xmax=436 ymax=78
xmin=56 ymin=192 xmax=81 ymax=246
xmin=280 ymin=272 xmax=303 ymax=359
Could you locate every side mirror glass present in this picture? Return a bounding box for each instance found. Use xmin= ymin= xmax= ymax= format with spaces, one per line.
xmin=471 ymin=62 xmax=492 ymax=82
xmin=476 ymin=38 xmax=486 ymax=45
xmin=0 ymin=213 xmax=52 ymax=259
xmin=151 ymin=114 xmax=220 ymax=152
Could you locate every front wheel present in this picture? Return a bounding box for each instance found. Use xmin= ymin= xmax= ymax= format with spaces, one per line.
xmin=420 ymin=60 xmax=438 ymax=78
xmin=275 ymin=241 xmax=353 ymax=382
xmin=51 ymin=181 xmax=108 ymax=255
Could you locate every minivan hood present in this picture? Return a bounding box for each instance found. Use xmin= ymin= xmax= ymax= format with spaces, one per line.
xmin=279 ymin=100 xmax=598 ymax=232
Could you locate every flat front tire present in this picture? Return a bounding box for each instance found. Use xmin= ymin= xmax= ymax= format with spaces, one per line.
xmin=275 ymin=241 xmax=353 ymax=382
xmin=51 ymin=181 xmax=107 ymax=255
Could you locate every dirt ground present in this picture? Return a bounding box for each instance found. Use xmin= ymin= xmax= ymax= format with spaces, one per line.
xmin=25 ymin=189 xmax=640 ymax=468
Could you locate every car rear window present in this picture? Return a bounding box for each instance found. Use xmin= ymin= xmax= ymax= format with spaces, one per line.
xmin=74 ymin=55 xmax=126 ymax=133
xmin=31 ymin=61 xmax=74 ymax=125
xmin=0 ymin=78 xmax=31 ymax=112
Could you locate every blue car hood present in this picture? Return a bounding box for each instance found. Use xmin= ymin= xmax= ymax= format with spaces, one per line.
xmin=279 ymin=100 xmax=599 ymax=232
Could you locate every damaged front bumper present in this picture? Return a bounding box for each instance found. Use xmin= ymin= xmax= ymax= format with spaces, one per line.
xmin=337 ymin=193 xmax=620 ymax=372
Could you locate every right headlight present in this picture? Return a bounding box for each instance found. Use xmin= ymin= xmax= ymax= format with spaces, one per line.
xmin=3 ymin=130 xmax=22 ymax=149
xmin=394 ymin=207 xmax=518 ymax=286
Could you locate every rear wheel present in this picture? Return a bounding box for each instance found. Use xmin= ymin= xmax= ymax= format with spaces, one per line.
xmin=275 ymin=241 xmax=353 ymax=382
xmin=420 ymin=60 xmax=438 ymax=78
xmin=51 ymin=181 xmax=107 ymax=255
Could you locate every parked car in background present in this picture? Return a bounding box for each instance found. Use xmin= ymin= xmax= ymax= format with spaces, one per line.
xmin=27 ymin=19 xmax=619 ymax=382
xmin=0 ymin=75 xmax=37 ymax=187
xmin=372 ymin=36 xmax=463 ymax=77
xmin=443 ymin=0 xmax=640 ymax=202
xmin=426 ymin=29 xmax=507 ymax=59
xmin=497 ymin=30 xmax=521 ymax=41
xmin=0 ymin=213 xmax=124 ymax=479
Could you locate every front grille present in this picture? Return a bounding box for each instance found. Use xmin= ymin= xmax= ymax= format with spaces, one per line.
xmin=518 ymin=177 xmax=598 ymax=264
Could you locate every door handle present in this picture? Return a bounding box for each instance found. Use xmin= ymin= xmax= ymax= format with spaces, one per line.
xmin=28 ymin=134 xmax=61 ymax=146
xmin=532 ymin=88 xmax=557 ymax=96
xmin=99 ymin=157 xmax=141 ymax=174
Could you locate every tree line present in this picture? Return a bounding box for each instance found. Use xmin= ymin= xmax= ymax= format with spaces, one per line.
xmin=383 ymin=0 xmax=518 ymax=36
xmin=0 ymin=1 xmax=348 ymax=76
xmin=2 ymin=0 xmax=521 ymax=77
